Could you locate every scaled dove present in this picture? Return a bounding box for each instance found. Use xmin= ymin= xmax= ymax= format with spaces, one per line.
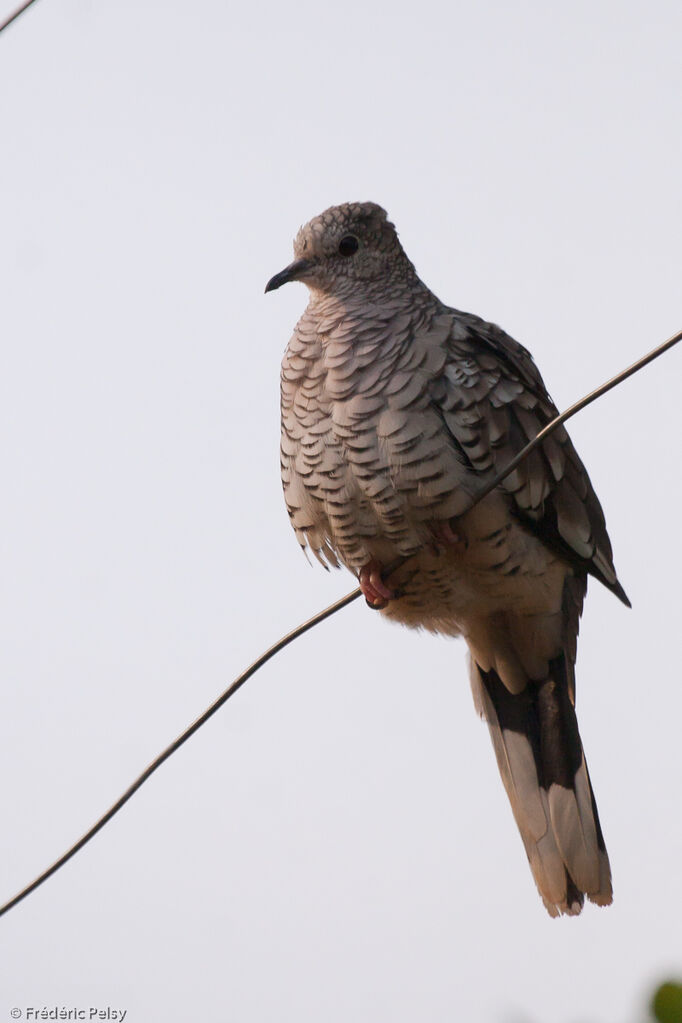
xmin=266 ymin=202 xmax=629 ymax=917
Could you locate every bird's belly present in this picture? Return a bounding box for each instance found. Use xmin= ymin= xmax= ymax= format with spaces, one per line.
xmin=284 ymin=416 xmax=568 ymax=634
xmin=378 ymin=496 xmax=568 ymax=637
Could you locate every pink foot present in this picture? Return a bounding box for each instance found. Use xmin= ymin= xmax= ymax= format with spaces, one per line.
xmin=359 ymin=559 xmax=395 ymax=609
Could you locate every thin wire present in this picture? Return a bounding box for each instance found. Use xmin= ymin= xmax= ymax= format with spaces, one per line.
xmin=463 ymin=328 xmax=682 ymax=513
xmin=0 ymin=590 xmax=362 ymax=918
xmin=0 ymin=0 xmax=40 ymax=34
xmin=0 ymin=325 xmax=679 ymax=919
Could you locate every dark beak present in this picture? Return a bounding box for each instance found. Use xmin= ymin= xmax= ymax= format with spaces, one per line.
xmin=264 ymin=258 xmax=314 ymax=294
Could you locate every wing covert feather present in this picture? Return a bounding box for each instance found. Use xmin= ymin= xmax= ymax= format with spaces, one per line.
xmin=434 ymin=311 xmax=629 ymax=605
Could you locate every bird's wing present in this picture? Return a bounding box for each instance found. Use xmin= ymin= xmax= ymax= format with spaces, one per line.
xmin=432 ymin=310 xmax=629 ymax=606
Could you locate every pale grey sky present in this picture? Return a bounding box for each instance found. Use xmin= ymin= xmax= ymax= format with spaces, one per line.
xmin=1 ymin=2 xmax=681 ymax=1021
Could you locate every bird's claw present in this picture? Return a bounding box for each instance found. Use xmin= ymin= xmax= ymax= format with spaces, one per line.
xmin=359 ymin=560 xmax=395 ymax=610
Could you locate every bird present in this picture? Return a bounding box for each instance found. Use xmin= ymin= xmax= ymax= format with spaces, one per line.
xmin=265 ymin=201 xmax=629 ymax=917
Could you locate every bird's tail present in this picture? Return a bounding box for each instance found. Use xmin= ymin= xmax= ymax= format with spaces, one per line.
xmin=469 ymin=652 xmax=612 ymax=916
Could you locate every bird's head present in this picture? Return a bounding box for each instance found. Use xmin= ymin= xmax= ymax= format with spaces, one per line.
xmin=265 ymin=202 xmax=413 ymax=297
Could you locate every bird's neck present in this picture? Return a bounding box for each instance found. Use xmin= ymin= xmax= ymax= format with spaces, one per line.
xmin=305 ymin=273 xmax=438 ymax=324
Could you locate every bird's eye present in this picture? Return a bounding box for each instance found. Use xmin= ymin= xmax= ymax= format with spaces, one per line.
xmin=338 ymin=235 xmax=359 ymax=257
